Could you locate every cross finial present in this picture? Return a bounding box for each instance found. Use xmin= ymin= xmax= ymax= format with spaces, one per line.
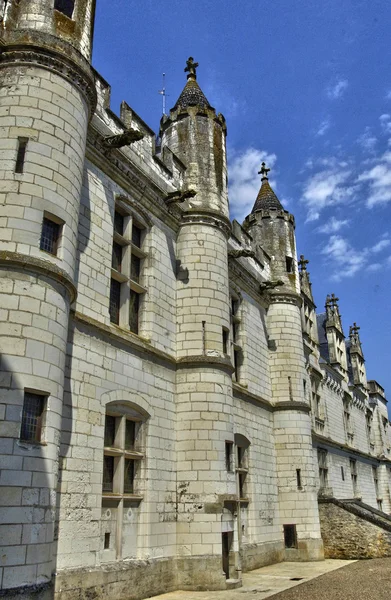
xmin=350 ymin=322 xmax=360 ymax=335
xmin=258 ymin=162 xmax=270 ymax=180
xmin=185 ymin=57 xmax=199 ymax=80
xmin=298 ymin=255 xmax=309 ymax=272
xmin=330 ymin=293 xmax=339 ymax=306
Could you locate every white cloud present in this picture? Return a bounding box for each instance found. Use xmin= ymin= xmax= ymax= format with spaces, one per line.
xmin=317 ymin=217 xmax=350 ymax=234
xmin=366 ymin=263 xmax=382 ymax=272
xmin=316 ymin=119 xmax=330 ymax=136
xmin=301 ymin=168 xmax=356 ymax=222
xmin=327 ymin=79 xmax=348 ymax=100
xmin=379 ymin=114 xmax=391 ymax=134
xmin=322 ymin=234 xmax=390 ymax=280
xmin=358 ymin=153 xmax=391 ymax=207
xmin=357 ymin=127 xmax=377 ymax=153
xmin=228 ymin=148 xmax=277 ymax=222
xmin=371 ymin=239 xmax=390 ymax=253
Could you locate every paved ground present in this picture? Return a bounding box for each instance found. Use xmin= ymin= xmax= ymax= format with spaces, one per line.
xmin=150 ymin=559 xmax=356 ymax=600
xmin=267 ymin=558 xmax=391 ymax=600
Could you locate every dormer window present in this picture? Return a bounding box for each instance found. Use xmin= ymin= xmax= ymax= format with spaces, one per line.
xmin=54 ymin=0 xmax=75 ymax=19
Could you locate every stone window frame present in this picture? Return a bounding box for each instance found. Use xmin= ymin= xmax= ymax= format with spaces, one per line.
xmin=349 ymin=458 xmax=358 ymax=496
xmin=234 ymin=433 xmax=250 ymax=503
xmin=366 ymin=409 xmax=375 ymax=451
xmin=19 ymin=389 xmax=48 ymax=446
xmin=39 ymin=211 xmax=64 ymax=257
xmin=343 ymin=395 xmax=354 ymax=444
xmin=109 ymin=197 xmax=149 ymax=335
xmin=317 ymin=448 xmax=328 ymax=489
xmin=230 ymin=291 xmax=243 ymax=384
xmin=101 ymin=401 xmax=147 ymax=561
xmin=54 ymin=0 xmax=75 ymax=20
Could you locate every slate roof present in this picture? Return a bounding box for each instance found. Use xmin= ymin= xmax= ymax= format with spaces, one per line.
xmin=252 ymin=178 xmax=284 ymax=213
xmin=173 ymin=78 xmax=210 ymax=110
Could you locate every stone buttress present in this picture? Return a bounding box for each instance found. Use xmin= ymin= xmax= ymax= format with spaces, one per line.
xmin=244 ymin=167 xmax=324 ymax=560
xmin=0 ymin=1 xmax=96 ymax=596
xmin=160 ymin=59 xmax=236 ymax=589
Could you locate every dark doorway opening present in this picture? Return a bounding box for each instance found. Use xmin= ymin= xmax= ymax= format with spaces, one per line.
xmin=222 ymin=531 xmax=233 ymax=578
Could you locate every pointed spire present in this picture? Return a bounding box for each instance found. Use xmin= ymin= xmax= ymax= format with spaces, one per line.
xmin=349 ymin=322 xmax=363 ymax=354
xmin=325 ymin=293 xmax=343 ymax=333
xmin=298 ymin=255 xmax=314 ymax=302
xmin=251 ymin=162 xmax=284 ymax=213
xmin=173 ymin=57 xmax=210 ymax=111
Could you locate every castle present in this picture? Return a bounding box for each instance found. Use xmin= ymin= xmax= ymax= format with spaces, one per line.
xmin=0 ymin=2 xmax=391 ymax=599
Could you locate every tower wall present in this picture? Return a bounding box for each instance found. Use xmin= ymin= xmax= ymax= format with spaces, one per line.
xmin=0 ymin=3 xmax=95 ymax=594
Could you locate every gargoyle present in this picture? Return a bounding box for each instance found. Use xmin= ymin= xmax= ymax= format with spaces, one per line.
xmin=260 ymin=280 xmax=284 ymax=292
xmin=164 ymin=189 xmax=197 ymax=204
xmin=103 ymin=128 xmax=144 ymax=149
xmin=228 ymin=248 xmax=255 ymax=259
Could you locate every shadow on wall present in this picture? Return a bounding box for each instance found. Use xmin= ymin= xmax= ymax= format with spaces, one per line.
xmin=0 ymin=354 xmax=55 ymax=600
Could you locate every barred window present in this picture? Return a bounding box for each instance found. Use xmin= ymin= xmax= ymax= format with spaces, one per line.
xmin=101 ymin=403 xmax=146 ymax=561
xmin=318 ymin=448 xmax=328 ymax=489
xmin=40 ymin=217 xmax=61 ymax=255
xmin=54 ymin=0 xmax=75 ymax=19
xmin=20 ymin=392 xmax=45 ymax=443
xmin=110 ymin=203 xmax=147 ymax=333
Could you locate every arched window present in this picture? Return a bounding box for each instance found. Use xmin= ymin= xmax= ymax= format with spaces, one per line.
xmin=54 ymin=0 xmax=75 ymax=19
xmin=101 ymin=402 xmax=147 ymax=560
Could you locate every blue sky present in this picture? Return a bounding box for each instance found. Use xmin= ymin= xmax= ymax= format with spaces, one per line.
xmin=93 ymin=1 xmax=391 ymax=404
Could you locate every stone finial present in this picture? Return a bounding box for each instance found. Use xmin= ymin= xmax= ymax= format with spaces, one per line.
xmin=298 ymin=255 xmax=309 ymax=273
xmin=258 ymin=162 xmax=270 ymax=180
xmin=184 ymin=57 xmax=199 ymax=80
xmin=349 ymin=323 xmax=361 ymax=347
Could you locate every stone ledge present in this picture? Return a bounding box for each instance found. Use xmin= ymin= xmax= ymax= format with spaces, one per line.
xmin=0 ymin=251 xmax=76 ymax=302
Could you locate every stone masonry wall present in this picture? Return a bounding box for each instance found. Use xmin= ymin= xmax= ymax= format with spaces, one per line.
xmin=319 ymin=499 xmax=391 ymax=559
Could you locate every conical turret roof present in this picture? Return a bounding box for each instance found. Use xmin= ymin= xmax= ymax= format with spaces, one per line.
xmin=173 ymin=57 xmax=211 ymax=111
xmin=252 ymin=163 xmax=283 ymax=213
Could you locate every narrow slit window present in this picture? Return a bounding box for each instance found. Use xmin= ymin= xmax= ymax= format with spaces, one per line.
xmin=341 ymin=466 xmax=345 ymax=481
xmin=286 ymin=256 xmax=293 ymax=273
xmin=225 ymin=441 xmax=233 ymax=472
xmin=222 ymin=329 xmax=229 ymax=354
xmin=20 ymin=392 xmax=45 ymax=442
xmin=296 ymin=469 xmax=302 ymax=489
xmin=15 ymin=137 xmax=28 ymax=174
xmin=40 ymin=217 xmax=61 ymax=255
xmin=54 ymin=0 xmax=75 ymax=19
xmin=104 ymin=532 xmax=110 ymax=550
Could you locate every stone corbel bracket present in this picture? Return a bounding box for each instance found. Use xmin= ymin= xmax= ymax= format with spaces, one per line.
xmin=164 ymin=189 xmax=197 ymax=204
xmin=228 ymin=248 xmax=255 ymax=259
xmin=102 ymin=128 xmax=144 ymax=149
xmin=260 ymin=280 xmax=284 ymax=293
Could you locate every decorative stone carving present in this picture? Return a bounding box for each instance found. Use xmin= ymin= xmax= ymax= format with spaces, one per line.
xmin=103 ymin=128 xmax=144 ymax=149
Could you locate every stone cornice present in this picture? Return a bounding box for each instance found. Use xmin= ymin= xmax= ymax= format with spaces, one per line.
xmin=180 ymin=209 xmax=232 ymax=239
xmin=177 ymin=354 xmax=234 ymax=374
xmin=0 ymin=251 xmax=76 ymax=303
xmin=0 ymin=44 xmax=96 ymax=115
xmin=72 ymin=312 xmax=176 ymax=366
xmin=232 ymin=383 xmax=274 ymax=412
xmin=86 ymin=128 xmax=181 ymax=232
xmin=312 ymin=431 xmax=391 ymax=465
xmin=273 ymin=401 xmax=311 ymax=414
xmin=228 ymin=259 xmax=268 ymax=308
xmin=268 ymin=290 xmax=302 ymax=308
